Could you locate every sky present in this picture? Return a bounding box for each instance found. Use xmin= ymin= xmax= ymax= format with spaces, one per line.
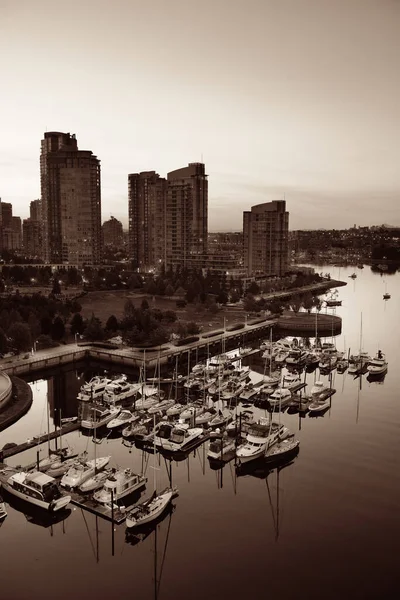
xmin=0 ymin=0 xmax=399 ymax=230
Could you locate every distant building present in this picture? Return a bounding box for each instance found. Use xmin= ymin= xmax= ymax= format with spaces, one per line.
xmin=103 ymin=216 xmax=123 ymax=247
xmin=128 ymin=171 xmax=167 ymax=271
xmin=1 ymin=202 xmax=22 ymax=250
xmin=23 ymin=219 xmax=42 ymax=258
xmin=243 ymin=200 xmax=289 ymax=277
xmin=40 ymin=131 xmax=102 ymax=266
xmin=165 ymin=163 xmax=208 ymax=271
xmin=30 ymin=199 xmax=42 ymax=221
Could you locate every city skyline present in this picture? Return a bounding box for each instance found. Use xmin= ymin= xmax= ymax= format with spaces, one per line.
xmin=0 ymin=0 xmax=399 ymax=230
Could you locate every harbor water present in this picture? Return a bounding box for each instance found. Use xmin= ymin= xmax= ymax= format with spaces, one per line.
xmin=1 ymin=264 xmax=399 ymax=600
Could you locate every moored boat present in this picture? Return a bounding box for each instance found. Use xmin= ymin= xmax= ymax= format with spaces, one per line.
xmin=367 ymin=351 xmax=388 ymax=377
xmin=81 ymin=404 xmax=121 ymax=430
xmin=61 ymin=456 xmax=111 ymax=491
xmin=0 ymin=471 xmax=71 ymax=512
xmin=93 ymin=468 xmax=147 ymax=504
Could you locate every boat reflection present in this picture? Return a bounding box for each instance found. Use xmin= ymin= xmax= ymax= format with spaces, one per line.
xmin=236 ymin=454 xmax=298 ymax=480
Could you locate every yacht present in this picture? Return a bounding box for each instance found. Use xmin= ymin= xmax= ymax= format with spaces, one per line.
xmin=367 ymin=351 xmax=388 ymax=377
xmin=47 ymin=456 xmax=84 ymax=478
xmin=268 ymin=387 xmax=292 ymax=409
xmin=79 ymin=469 xmax=112 ymax=493
xmin=103 ymin=376 xmax=141 ymax=403
xmin=226 ymin=412 xmax=255 ymax=435
xmin=61 ymin=456 xmax=111 ymax=491
xmin=239 ymin=346 xmax=253 ymax=357
xmin=139 ymin=384 xmax=160 ymax=397
xmin=93 ymin=468 xmax=147 ymax=504
xmin=38 ymin=447 xmax=77 ymax=472
xmin=1 ymin=471 xmax=71 ymax=512
xmin=264 ymin=438 xmax=300 ymax=463
xmin=106 ymin=409 xmax=138 ymax=430
xmin=236 ymin=419 xmax=287 ymax=465
xmin=122 ymin=416 xmax=153 ymax=440
xmin=125 ymin=486 xmax=177 ymax=529
xmin=154 ymin=422 xmax=204 ymax=452
xmin=195 ymin=409 xmax=216 ymax=426
xmin=77 ymin=376 xmax=112 ymax=402
xmin=319 ymin=349 xmax=339 ymax=370
xmin=207 ymin=435 xmax=237 ymax=461
xmin=81 ymin=404 xmax=121 ymax=430
xmin=286 ymin=349 xmax=308 ymax=367
xmin=282 ymin=372 xmax=301 ymax=389
xmin=208 ymin=378 xmax=230 ymax=396
xmin=231 ymin=366 xmax=251 ymax=381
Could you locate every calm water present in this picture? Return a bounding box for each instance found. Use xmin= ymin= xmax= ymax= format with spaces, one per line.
xmin=1 ymin=265 xmax=400 ymax=600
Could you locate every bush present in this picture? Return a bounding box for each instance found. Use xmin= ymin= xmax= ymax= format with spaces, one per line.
xmin=174 ymin=336 xmax=200 ymax=346
xmin=226 ymin=323 xmax=245 ymax=332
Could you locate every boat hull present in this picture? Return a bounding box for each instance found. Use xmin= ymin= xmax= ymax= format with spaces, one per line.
xmin=1 ymin=482 xmax=71 ymax=512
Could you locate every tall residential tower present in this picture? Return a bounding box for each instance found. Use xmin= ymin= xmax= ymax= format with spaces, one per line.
xmin=40 ymin=132 xmax=102 ymax=265
xmin=243 ymin=200 xmax=289 ymax=276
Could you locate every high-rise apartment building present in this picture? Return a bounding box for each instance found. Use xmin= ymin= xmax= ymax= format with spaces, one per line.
xmin=1 ymin=202 xmax=22 ymax=250
xmin=22 ymin=200 xmax=43 ymax=258
xmin=102 ymin=216 xmax=123 ymax=247
xmin=165 ymin=163 xmax=208 ymax=271
xmin=30 ymin=199 xmax=42 ymax=221
xmin=40 ymin=132 xmax=102 ymax=266
xmin=128 ymin=171 xmax=167 ymax=271
xmin=243 ymin=200 xmax=289 ymax=276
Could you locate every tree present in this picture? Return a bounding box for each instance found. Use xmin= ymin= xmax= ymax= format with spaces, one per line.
xmin=141 ymin=299 xmax=149 ymax=311
xmin=0 ymin=327 xmax=8 ymax=354
xmin=247 ymin=281 xmax=260 ymax=295
xmin=105 ymin=315 xmax=119 ymax=332
xmin=70 ymin=312 xmax=85 ymax=335
xmin=230 ymin=290 xmax=240 ymax=303
xmin=186 ymin=321 xmax=200 ymax=335
xmin=51 ymin=316 xmax=65 ymax=341
xmin=165 ymin=284 xmax=174 ymax=297
xmin=163 ymin=310 xmax=177 ymax=323
xmin=52 ymin=279 xmax=61 ymax=295
xmin=8 ymin=322 xmax=32 ymax=352
xmin=40 ymin=314 xmax=53 ymax=335
xmin=84 ymin=315 xmax=104 ymax=341
xmin=217 ymin=291 xmax=229 ymax=305
xmin=27 ymin=313 xmax=41 ymax=341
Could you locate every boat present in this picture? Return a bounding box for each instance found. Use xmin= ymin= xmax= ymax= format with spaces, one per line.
xmin=61 ymin=456 xmax=111 ymax=491
xmin=367 ymin=351 xmax=388 ymax=377
xmin=226 ymin=412 xmax=255 ymax=435
xmin=179 ymin=404 xmax=205 ymax=421
xmin=230 ymin=365 xmax=251 ymax=381
xmin=123 ymin=417 xmax=153 ymax=441
xmin=236 ymin=419 xmax=288 ymax=465
xmin=305 ymin=351 xmax=320 ymax=367
xmin=79 ymin=469 xmax=113 ymax=493
xmin=207 ymin=435 xmax=237 ymax=461
xmin=336 ymin=358 xmax=348 ymax=373
xmin=0 ymin=471 xmax=71 ymax=512
xmin=239 ymin=383 xmax=259 ymax=402
xmin=220 ymin=380 xmax=246 ymax=401
xmin=285 ymin=349 xmax=308 ymax=367
xmin=153 ymin=422 xmax=204 ymax=452
xmin=208 ymin=378 xmax=230 ymax=396
xmin=93 ymin=468 xmax=147 ymax=504
xmin=47 ymin=456 xmax=84 ymax=478
xmin=308 ymin=397 xmax=331 ymax=414
xmin=282 ymin=372 xmax=301 ymax=389
xmin=106 ymin=409 xmax=138 ymax=430
xmin=147 ymin=399 xmax=175 ymax=415
xmin=274 ymin=350 xmax=289 ymax=365
xmin=81 ymin=404 xmax=121 ymax=430
xmin=349 ymin=273 xmax=357 ymax=279
xmin=138 ymin=384 xmax=160 ymax=397
xmin=348 ymin=351 xmax=371 ymax=374
xmin=310 ymin=381 xmax=331 ymax=397
xmin=77 ymin=376 xmax=112 ymax=401
xmin=60 ymin=416 xmax=78 ymax=425
xmin=383 ymin=282 xmax=391 ymax=300
xmin=103 ymin=376 xmax=141 ymax=403
xmin=125 ymin=415 xmax=178 ymax=529
xmin=325 ymin=291 xmax=342 ymax=307
xmin=318 ymin=349 xmax=339 ymax=371
xmin=208 ymin=408 xmax=233 ymax=428
xmin=268 ymin=387 xmax=292 ymax=409
xmin=134 ymin=394 xmax=160 ymax=411
xmin=195 ymin=409 xmax=216 ymax=426
xmin=0 ymin=494 xmax=7 ymax=520
xmin=38 ymin=446 xmax=77 ymax=472
xmin=239 ymin=346 xmax=253 ymax=357
xmin=166 ymin=403 xmax=185 ymax=417
xmin=264 ymin=438 xmax=300 ymax=463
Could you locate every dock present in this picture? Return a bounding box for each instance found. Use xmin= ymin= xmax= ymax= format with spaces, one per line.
xmin=2 ymin=422 xmax=80 ymax=459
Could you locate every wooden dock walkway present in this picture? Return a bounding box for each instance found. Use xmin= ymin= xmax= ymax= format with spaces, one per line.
xmin=2 ymin=422 xmax=80 ymax=459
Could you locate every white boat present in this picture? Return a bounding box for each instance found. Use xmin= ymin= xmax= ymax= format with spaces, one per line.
xmin=231 ymin=366 xmax=251 ymax=381
xmin=239 ymin=383 xmax=259 ymax=402
xmin=122 ymin=417 xmax=152 ymax=440
xmin=208 ymin=379 xmax=230 ymax=395
xmin=236 ymin=419 xmax=287 ymax=464
xmin=1 ymin=471 xmax=71 ymax=512
xmin=264 ymin=438 xmax=300 ymax=462
xmin=207 ymin=436 xmax=237 ymax=461
xmin=93 ymin=468 xmax=147 ymax=504
xmin=282 ymin=373 xmax=301 ymax=389
xmin=195 ymin=409 xmax=216 ymax=426
xmin=38 ymin=446 xmax=76 ymax=472
xmin=310 ymin=381 xmax=330 ymax=397
xmin=179 ymin=404 xmax=205 ymax=420
xmin=125 ymin=487 xmax=177 ymax=528
xmin=79 ymin=469 xmax=113 ymax=493
xmin=192 ymin=363 xmax=205 ymax=374
xmin=106 ymin=409 xmax=138 ymax=430
xmin=61 ymin=456 xmax=111 ymax=490
xmin=367 ymin=351 xmax=388 ymax=376
xmin=319 ymin=348 xmax=339 ymax=370
xmin=226 ymin=412 xmax=255 ymax=435
xmin=47 ymin=456 xmax=83 ymax=478
xmin=183 ymin=375 xmax=202 ymax=390
xmin=308 ymin=398 xmax=331 ymax=413
xmin=348 ymin=352 xmax=371 ymax=374
xmin=103 ymin=376 xmax=141 ymax=403
xmin=208 ymin=409 xmax=233 ymax=428
xmin=239 ymin=346 xmax=253 ymax=357
xmin=134 ymin=394 xmax=161 ymax=411
xmin=0 ymin=495 xmax=7 ymax=520
xmin=154 ymin=422 xmax=204 ymax=452
xmin=147 ymin=399 xmax=175 ymax=415
xmin=81 ymin=404 xmax=121 ymax=430
xmin=268 ymin=388 xmax=292 ymax=409
xmin=286 ymin=349 xmax=308 ymax=366
xmin=139 ymin=385 xmax=161 ymax=398
xmin=274 ymin=350 xmax=289 ymax=365
xmin=166 ymin=403 xmax=185 ymax=417
xmin=220 ymin=380 xmax=246 ymax=401
xmin=77 ymin=376 xmax=112 ymax=401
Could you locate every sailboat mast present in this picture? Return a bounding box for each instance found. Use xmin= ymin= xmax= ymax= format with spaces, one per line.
xmin=269 ymin=327 xmax=272 ymax=378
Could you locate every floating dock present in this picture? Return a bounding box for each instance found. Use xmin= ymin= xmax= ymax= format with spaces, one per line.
xmin=2 ymin=422 xmax=80 ymax=459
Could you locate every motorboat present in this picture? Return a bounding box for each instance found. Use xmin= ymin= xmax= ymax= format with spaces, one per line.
xmin=220 ymin=380 xmax=246 ymax=401
xmin=122 ymin=417 xmax=153 ymax=441
xmin=268 ymin=388 xmax=292 ymax=409
xmin=106 ymin=409 xmax=138 ymax=430
xmin=264 ymin=438 xmax=300 ymax=463
xmin=153 ymin=422 xmax=204 ymax=452
xmin=319 ymin=349 xmax=339 ymax=370
xmin=79 ymin=469 xmax=113 ymax=493
xmin=138 ymin=384 xmax=160 ymax=397
xmin=236 ymin=419 xmax=287 ymax=465
xmin=285 ymin=349 xmax=308 ymax=367
xmin=349 ymin=273 xmax=357 ymax=279
xmin=192 ymin=362 xmax=206 ymax=375
xmin=383 ymin=292 xmax=391 ymax=300
xmin=38 ymin=446 xmax=77 ymax=472
xmin=77 ymin=376 xmax=112 ymax=402
xmin=80 ymin=404 xmax=121 ymax=430
xmin=310 ymin=381 xmax=330 ymax=397
xmin=183 ymin=374 xmax=202 ymax=390
xmin=147 ymin=399 xmax=175 ymax=415
xmin=262 ymin=372 xmax=281 ymax=387
xmin=103 ymin=376 xmax=141 ymax=403
xmin=325 ymin=290 xmax=342 ymax=307
xmin=308 ymin=397 xmax=331 ymax=414
xmin=226 ymin=412 xmax=255 ymax=435
xmin=367 ymin=351 xmax=388 ymax=377
xmin=348 ymin=352 xmax=371 ymax=374
xmin=239 ymin=383 xmax=259 ymax=402
xmin=61 ymin=456 xmax=111 ymax=491
xmin=230 ymin=366 xmax=251 ymax=381
xmin=274 ymin=350 xmax=289 ymax=365
xmin=208 ymin=378 xmax=230 ymax=396
xmin=1 ymin=471 xmax=71 ymax=512
xmin=305 ymin=351 xmax=320 ymax=367
xmin=239 ymin=346 xmax=253 ymax=357
xmin=207 ymin=435 xmax=237 ymax=461
xmin=93 ymin=468 xmax=147 ymax=504
xmin=282 ymin=372 xmax=301 ymax=389
xmin=336 ymin=359 xmax=348 ymax=373
xmin=125 ymin=487 xmax=177 ymax=528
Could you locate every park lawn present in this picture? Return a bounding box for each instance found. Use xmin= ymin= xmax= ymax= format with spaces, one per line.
xmin=78 ymin=290 xmax=246 ymax=332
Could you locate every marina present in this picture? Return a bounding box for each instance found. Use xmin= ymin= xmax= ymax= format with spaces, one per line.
xmin=0 ymin=264 xmax=398 ymax=600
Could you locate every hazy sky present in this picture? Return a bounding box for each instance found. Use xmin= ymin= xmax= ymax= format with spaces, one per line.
xmin=0 ymin=0 xmax=399 ymax=230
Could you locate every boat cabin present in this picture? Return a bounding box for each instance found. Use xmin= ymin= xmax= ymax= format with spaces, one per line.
xmin=11 ymin=472 xmax=61 ymax=502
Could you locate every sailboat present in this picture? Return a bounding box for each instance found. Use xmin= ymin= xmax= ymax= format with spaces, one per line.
xmin=348 ymin=314 xmax=371 ymax=375
xmin=383 ymin=282 xmax=391 ymax=300
xmin=125 ymin=416 xmax=178 ymax=529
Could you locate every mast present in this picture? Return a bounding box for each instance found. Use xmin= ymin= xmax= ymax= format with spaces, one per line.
xmin=46 ymin=386 xmax=51 ymax=455
xmin=269 ymin=327 xmax=273 ymax=379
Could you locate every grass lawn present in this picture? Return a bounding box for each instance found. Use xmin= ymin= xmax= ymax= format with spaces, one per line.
xmin=79 ymin=290 xmax=247 ymax=332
